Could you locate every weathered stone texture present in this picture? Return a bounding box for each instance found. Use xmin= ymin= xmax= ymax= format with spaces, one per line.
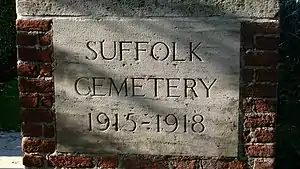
xmin=16 ymin=0 xmax=278 ymax=18
xmin=54 ymin=18 xmax=240 ymax=156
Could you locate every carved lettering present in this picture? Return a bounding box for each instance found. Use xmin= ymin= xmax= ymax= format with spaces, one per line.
xmin=198 ymin=79 xmax=217 ymax=98
xmin=119 ymin=41 xmax=132 ymax=61
xmin=189 ymin=42 xmax=202 ymax=61
xmin=148 ymin=77 xmax=164 ymax=97
xmin=91 ymin=77 xmax=106 ymax=96
xmin=109 ymin=78 xmax=128 ymax=96
xmin=184 ymin=78 xmax=198 ymax=98
xmin=166 ymin=78 xmax=180 ymax=97
xmin=135 ymin=41 xmax=148 ymax=61
xmin=75 ymin=77 xmax=91 ymax=95
xmin=132 ymin=78 xmax=145 ymax=97
xmin=100 ymin=40 xmax=117 ymax=60
xmin=75 ymin=77 xmax=217 ymax=98
xmin=86 ymin=40 xmax=203 ymax=62
xmin=88 ymin=112 xmax=205 ymax=133
xmin=172 ymin=42 xmax=186 ymax=61
xmin=86 ymin=41 xmax=97 ymax=60
xmin=150 ymin=42 xmax=170 ymax=61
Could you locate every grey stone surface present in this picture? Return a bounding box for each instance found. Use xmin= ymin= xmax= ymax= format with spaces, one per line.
xmin=17 ymin=0 xmax=278 ymax=18
xmin=54 ymin=17 xmax=239 ymax=156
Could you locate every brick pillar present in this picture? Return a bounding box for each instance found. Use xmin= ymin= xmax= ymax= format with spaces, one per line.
xmin=241 ymin=21 xmax=279 ymax=169
xmin=17 ymin=19 xmax=55 ymax=167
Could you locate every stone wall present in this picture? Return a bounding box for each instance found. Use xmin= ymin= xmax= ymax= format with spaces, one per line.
xmin=16 ymin=0 xmax=279 ymax=168
xmin=16 ymin=19 xmax=279 ymax=168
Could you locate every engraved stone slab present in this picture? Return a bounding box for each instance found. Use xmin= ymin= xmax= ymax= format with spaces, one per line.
xmin=54 ymin=18 xmax=240 ymax=156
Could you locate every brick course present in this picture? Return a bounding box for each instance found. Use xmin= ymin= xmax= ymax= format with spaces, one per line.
xmin=98 ymin=156 xmax=119 ymax=168
xmin=245 ymin=145 xmax=275 ymax=157
xmin=124 ymin=156 xmax=168 ymax=169
xmin=21 ymin=123 xmax=43 ymax=137
xmin=21 ymin=108 xmax=54 ymax=122
xmin=244 ymin=129 xmax=275 ymax=143
xmin=18 ymin=47 xmax=52 ymax=62
xmin=244 ymin=114 xmax=276 ymax=128
xmin=17 ymin=32 xmax=38 ymax=45
xmin=23 ymin=154 xmax=44 ymax=167
xmin=48 ymin=156 xmax=93 ymax=168
xmin=244 ymin=51 xmax=279 ymax=67
xmin=202 ymin=160 xmax=246 ymax=169
xmin=17 ymin=20 xmax=52 ymax=31
xmin=172 ymin=158 xmax=197 ymax=169
xmin=253 ymin=158 xmax=274 ymax=169
xmin=19 ymin=78 xmax=53 ymax=93
xmin=22 ymin=138 xmax=55 ymax=153
xmin=17 ymin=62 xmax=38 ymax=77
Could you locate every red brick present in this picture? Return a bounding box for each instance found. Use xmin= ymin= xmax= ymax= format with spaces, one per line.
xmin=22 ymin=138 xmax=55 ymax=153
xmin=255 ymin=69 xmax=277 ymax=82
xmin=23 ymin=154 xmax=43 ymax=167
xmin=254 ymin=158 xmax=274 ymax=169
xmin=98 ymin=156 xmax=119 ymax=168
xmin=124 ymin=156 xmax=168 ymax=169
xmin=17 ymin=62 xmax=38 ymax=77
xmin=253 ymin=129 xmax=275 ymax=143
xmin=242 ymin=69 xmax=254 ymax=84
xmin=227 ymin=161 xmax=246 ymax=169
xmin=255 ymin=100 xmax=276 ymax=113
xmin=256 ymin=100 xmax=269 ymax=113
xmin=202 ymin=160 xmax=223 ymax=169
xmin=20 ymin=93 xmax=39 ymax=108
xmin=17 ymin=20 xmax=52 ymax=31
xmin=39 ymin=63 xmax=52 ymax=77
xmin=245 ymin=145 xmax=274 ymax=157
xmin=244 ymin=129 xmax=275 ymax=143
xmin=17 ymin=32 xmax=38 ymax=46
xmin=44 ymin=125 xmax=55 ymax=138
xmin=19 ymin=79 xmax=53 ymax=93
xmin=244 ymin=114 xmax=275 ymax=128
xmin=21 ymin=108 xmax=54 ymax=122
xmin=40 ymin=93 xmax=53 ymax=107
xmin=21 ymin=123 xmax=42 ymax=137
xmin=255 ymin=36 xmax=280 ymax=50
xmin=39 ymin=32 xmax=52 ymax=45
xmin=243 ymin=84 xmax=277 ymax=98
xmin=173 ymin=157 xmax=197 ymax=169
xmin=18 ymin=47 xmax=52 ymax=62
xmin=202 ymin=160 xmax=246 ymax=169
xmin=244 ymin=51 xmax=279 ymax=67
xmin=48 ymin=156 xmax=93 ymax=168
xmin=241 ymin=22 xmax=279 ymax=49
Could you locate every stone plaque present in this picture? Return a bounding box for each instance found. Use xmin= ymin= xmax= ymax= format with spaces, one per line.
xmin=54 ymin=18 xmax=240 ymax=156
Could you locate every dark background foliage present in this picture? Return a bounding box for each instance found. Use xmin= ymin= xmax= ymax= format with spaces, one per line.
xmin=276 ymin=0 xmax=300 ymax=168
xmin=0 ymin=0 xmax=19 ymax=131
